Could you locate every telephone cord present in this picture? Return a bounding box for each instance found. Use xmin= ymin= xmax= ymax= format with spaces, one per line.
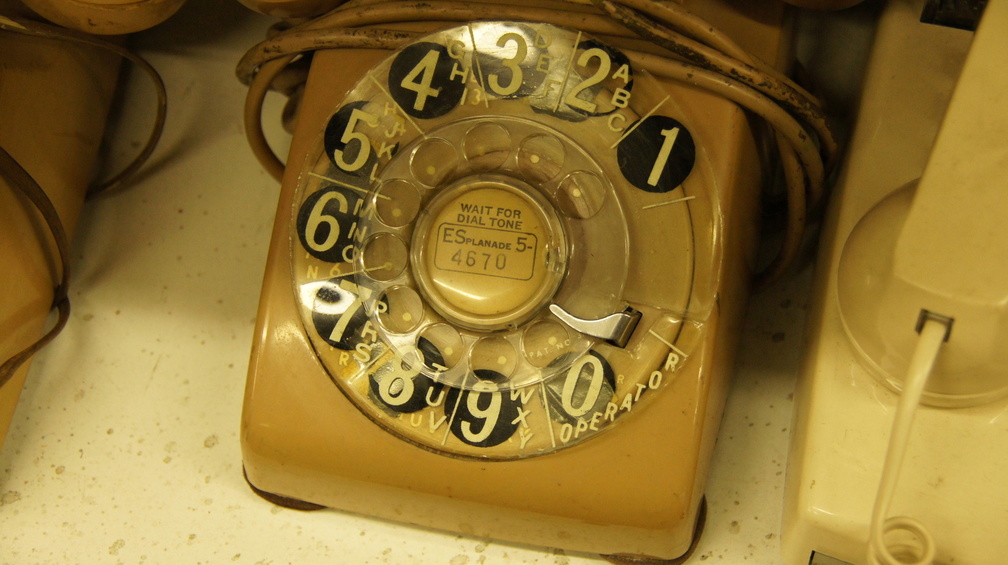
xmin=0 ymin=145 xmax=72 ymax=390
xmin=866 ymin=315 xmax=949 ymax=565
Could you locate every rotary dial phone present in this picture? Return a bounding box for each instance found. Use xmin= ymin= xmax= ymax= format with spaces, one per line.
xmin=242 ymin=4 xmax=788 ymax=560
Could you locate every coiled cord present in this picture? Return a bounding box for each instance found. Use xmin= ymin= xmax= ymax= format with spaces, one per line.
xmin=236 ymin=0 xmax=838 ymax=285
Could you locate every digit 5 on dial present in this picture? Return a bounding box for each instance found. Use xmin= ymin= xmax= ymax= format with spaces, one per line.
xmin=242 ymin=16 xmax=776 ymax=562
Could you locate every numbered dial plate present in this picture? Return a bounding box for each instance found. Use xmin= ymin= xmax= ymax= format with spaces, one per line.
xmin=291 ymin=23 xmax=716 ymax=459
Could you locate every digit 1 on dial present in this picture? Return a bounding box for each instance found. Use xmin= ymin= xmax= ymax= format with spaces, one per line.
xmin=617 ymin=115 xmax=696 ymax=193
xmin=648 ymin=127 xmax=681 ymax=187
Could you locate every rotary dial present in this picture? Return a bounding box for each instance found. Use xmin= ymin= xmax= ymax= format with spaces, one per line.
xmin=291 ymin=22 xmax=716 ymax=459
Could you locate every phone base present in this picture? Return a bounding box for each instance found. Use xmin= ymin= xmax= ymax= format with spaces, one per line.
xmin=243 ymin=468 xmax=326 ymax=511
xmin=601 ymin=497 xmax=706 ymax=565
xmin=246 ymin=464 xmax=709 ymax=564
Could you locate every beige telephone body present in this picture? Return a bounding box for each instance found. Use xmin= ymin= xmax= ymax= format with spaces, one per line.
xmin=783 ymin=0 xmax=1008 ymax=564
xmin=0 ymin=0 xmax=175 ymax=450
xmin=240 ymin=1 xmax=792 ymax=561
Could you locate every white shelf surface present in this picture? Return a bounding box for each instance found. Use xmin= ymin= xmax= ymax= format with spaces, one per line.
xmin=0 ymin=2 xmax=864 ymax=563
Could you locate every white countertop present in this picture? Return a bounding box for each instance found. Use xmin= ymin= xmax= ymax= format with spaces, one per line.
xmin=0 ymin=2 xmax=869 ymax=563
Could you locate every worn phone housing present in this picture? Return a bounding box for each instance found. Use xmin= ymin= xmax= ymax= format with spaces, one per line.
xmin=0 ymin=1 xmax=121 ymax=451
xmin=18 ymin=0 xmax=186 ymax=34
xmin=0 ymin=0 xmax=181 ymax=452
xmin=240 ymin=2 xmax=792 ymax=560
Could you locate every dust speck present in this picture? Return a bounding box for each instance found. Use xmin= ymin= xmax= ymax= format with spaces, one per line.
xmin=204 ymin=435 xmax=219 ymax=448
xmin=729 ymin=520 xmax=741 ymax=534
xmin=54 ymin=465 xmax=65 ymax=475
xmin=449 ymin=555 xmax=469 ymax=565
xmin=1 ymin=491 xmax=21 ymax=505
xmin=109 ymin=539 xmax=125 ymax=555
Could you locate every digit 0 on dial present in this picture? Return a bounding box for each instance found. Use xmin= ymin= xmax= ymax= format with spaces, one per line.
xmin=243 ymin=16 xmax=774 ymax=562
xmin=289 ymin=23 xmax=711 ymax=459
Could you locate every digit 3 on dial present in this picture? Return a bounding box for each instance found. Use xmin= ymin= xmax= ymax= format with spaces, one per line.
xmin=290 ymin=22 xmax=717 ymax=459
